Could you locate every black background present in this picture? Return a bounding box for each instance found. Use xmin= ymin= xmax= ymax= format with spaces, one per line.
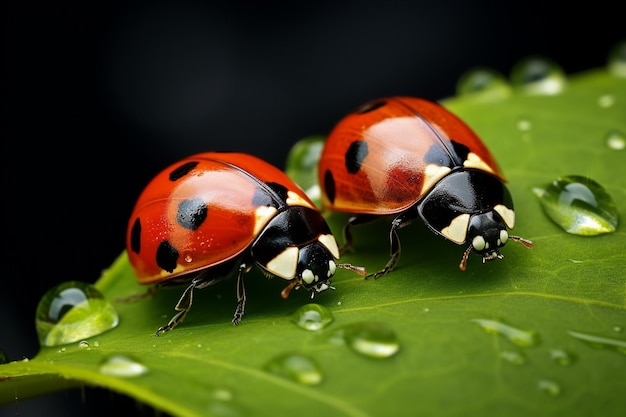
xmin=2 ymin=1 xmax=623 ymax=415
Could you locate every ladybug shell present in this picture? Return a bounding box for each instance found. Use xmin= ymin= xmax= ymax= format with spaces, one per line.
xmin=127 ymin=152 xmax=317 ymax=284
xmin=319 ymin=97 xmax=505 ymax=215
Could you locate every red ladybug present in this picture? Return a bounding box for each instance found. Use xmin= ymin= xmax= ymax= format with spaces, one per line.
xmin=127 ymin=152 xmax=365 ymax=334
xmin=319 ymin=97 xmax=533 ymax=276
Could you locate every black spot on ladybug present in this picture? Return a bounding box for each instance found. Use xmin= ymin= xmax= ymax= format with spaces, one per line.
xmin=156 ymin=240 xmax=179 ymax=273
xmin=356 ymin=100 xmax=386 ymax=114
xmin=324 ymin=170 xmax=336 ymax=204
xmin=130 ymin=218 xmax=142 ymax=254
xmin=176 ymin=198 xmax=208 ymax=230
xmin=345 ymin=140 xmax=368 ymax=174
xmin=252 ymin=182 xmax=288 ymax=208
xmin=169 ymin=161 xmax=199 ymax=181
xmin=423 ymin=140 xmax=470 ymax=168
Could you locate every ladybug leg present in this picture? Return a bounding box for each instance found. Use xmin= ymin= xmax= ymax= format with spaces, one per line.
xmin=341 ymin=214 xmax=379 ymax=254
xmin=232 ymin=263 xmax=251 ymax=326
xmin=156 ymin=278 xmax=199 ymax=336
xmin=368 ymin=217 xmax=403 ymax=279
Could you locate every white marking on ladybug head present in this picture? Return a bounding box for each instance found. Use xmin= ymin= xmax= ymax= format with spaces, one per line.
xmin=302 ymin=268 xmax=316 ymax=284
xmin=463 ymin=152 xmax=496 ymax=175
xmin=286 ymin=190 xmax=314 ymax=209
xmin=266 ymin=246 xmax=299 ymax=279
xmin=253 ymin=206 xmax=278 ymax=235
xmin=328 ymin=260 xmax=336 ymax=277
xmin=318 ymin=234 xmax=340 ymax=259
xmin=494 ymin=204 xmax=515 ymax=229
xmin=472 ymin=235 xmax=486 ymax=251
xmin=498 ymin=229 xmax=509 ymax=246
xmin=423 ymin=164 xmax=452 ymax=194
xmin=441 ymin=213 xmax=470 ymax=244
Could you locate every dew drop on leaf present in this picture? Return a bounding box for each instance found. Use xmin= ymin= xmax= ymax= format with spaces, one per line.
xmin=549 ymin=348 xmax=575 ymax=366
xmin=471 ymin=318 xmax=539 ymax=347
xmin=537 ymin=379 xmax=561 ymax=396
xmin=499 ymin=350 xmax=526 ymax=365
xmin=455 ymin=67 xmax=512 ymax=101
xmin=36 ymin=281 xmax=119 ymax=347
xmin=510 ymin=56 xmax=566 ymax=95
xmin=605 ymin=130 xmax=625 ymax=150
xmin=291 ymin=303 xmax=334 ymax=331
xmin=99 ymin=354 xmax=148 ymax=377
xmin=533 ymin=175 xmax=619 ymax=235
xmin=263 ymin=353 xmax=323 ymax=386
xmin=332 ymin=321 xmax=400 ymax=358
xmin=568 ymin=330 xmax=626 ymax=355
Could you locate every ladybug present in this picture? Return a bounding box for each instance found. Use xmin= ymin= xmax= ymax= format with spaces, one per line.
xmin=319 ymin=97 xmax=533 ymax=276
xmin=127 ymin=152 xmax=365 ymax=334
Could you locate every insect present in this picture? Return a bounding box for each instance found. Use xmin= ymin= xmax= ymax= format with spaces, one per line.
xmin=127 ymin=152 xmax=365 ymax=334
xmin=318 ymin=97 xmax=533 ymax=277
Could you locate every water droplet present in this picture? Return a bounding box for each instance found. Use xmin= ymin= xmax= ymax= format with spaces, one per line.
xmin=184 ymin=254 xmax=193 ymax=263
xmin=78 ymin=340 xmax=90 ymax=349
xmin=500 ymin=350 xmax=525 ymax=365
xmin=613 ymin=326 xmax=623 ymax=333
xmin=533 ymin=175 xmax=619 ymax=235
xmin=456 ymin=67 xmax=512 ymax=101
xmin=607 ymin=40 xmax=626 ymax=77
xmin=472 ymin=319 xmax=539 ymax=347
xmin=332 ymin=321 xmax=400 ymax=358
xmin=292 ymin=303 xmax=334 ymax=331
xmin=516 ymin=117 xmax=532 ymax=132
xmin=263 ymin=353 xmax=323 ymax=385
xmin=568 ymin=330 xmax=626 ymax=354
xmin=549 ymin=349 xmax=574 ymax=366
xmin=597 ymin=94 xmax=616 ymax=108
xmin=99 ymin=355 xmax=148 ymax=377
xmin=36 ymin=281 xmax=119 ymax=347
xmin=537 ymin=379 xmax=561 ymax=396
xmin=605 ymin=130 xmax=626 ymax=150
xmin=510 ymin=56 xmax=566 ymax=95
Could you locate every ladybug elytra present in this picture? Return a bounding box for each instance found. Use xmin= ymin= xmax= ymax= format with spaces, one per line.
xmin=127 ymin=152 xmax=365 ymax=334
xmin=318 ymin=97 xmax=533 ymax=276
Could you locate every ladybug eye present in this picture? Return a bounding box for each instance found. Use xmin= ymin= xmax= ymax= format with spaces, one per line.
xmin=472 ymin=235 xmax=486 ymax=251
xmin=499 ymin=230 xmax=509 ymax=246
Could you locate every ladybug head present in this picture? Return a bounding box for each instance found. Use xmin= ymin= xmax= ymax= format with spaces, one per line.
xmin=280 ymin=240 xmax=367 ymax=299
xmin=460 ymin=211 xmax=533 ymax=271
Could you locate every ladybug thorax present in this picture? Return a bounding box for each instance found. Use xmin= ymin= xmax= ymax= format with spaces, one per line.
xmin=467 ymin=211 xmax=509 ymax=262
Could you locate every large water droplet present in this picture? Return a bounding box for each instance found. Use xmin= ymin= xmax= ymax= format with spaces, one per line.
xmin=292 ymin=303 xmax=334 ymax=331
xmin=36 ymin=281 xmax=119 ymax=347
xmin=472 ymin=319 xmax=539 ymax=347
xmin=456 ymin=67 xmax=512 ymax=101
xmin=568 ymin=330 xmax=626 ymax=354
xmin=533 ymin=175 xmax=619 ymax=235
xmin=607 ymin=40 xmax=626 ymax=77
xmin=605 ymin=130 xmax=626 ymax=150
xmin=263 ymin=353 xmax=323 ymax=385
xmin=510 ymin=56 xmax=566 ymax=95
xmin=99 ymin=354 xmax=148 ymax=377
xmin=332 ymin=321 xmax=400 ymax=358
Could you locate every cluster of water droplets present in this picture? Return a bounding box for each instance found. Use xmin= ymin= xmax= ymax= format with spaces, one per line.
xmin=472 ymin=317 xmax=625 ymax=396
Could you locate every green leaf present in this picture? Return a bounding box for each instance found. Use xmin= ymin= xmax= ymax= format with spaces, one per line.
xmin=2 ymin=67 xmax=625 ymax=417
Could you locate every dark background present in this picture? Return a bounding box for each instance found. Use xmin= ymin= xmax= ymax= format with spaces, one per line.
xmin=2 ymin=1 xmax=623 ymax=415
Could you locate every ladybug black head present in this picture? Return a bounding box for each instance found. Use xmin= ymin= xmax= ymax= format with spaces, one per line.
xmin=460 ymin=211 xmax=533 ymax=271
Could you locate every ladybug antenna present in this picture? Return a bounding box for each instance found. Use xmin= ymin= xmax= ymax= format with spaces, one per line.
xmin=510 ymin=235 xmax=534 ymax=249
xmin=281 ymin=280 xmax=299 ymax=299
xmin=459 ymin=245 xmax=473 ymax=271
xmin=336 ymin=263 xmax=368 ymax=276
